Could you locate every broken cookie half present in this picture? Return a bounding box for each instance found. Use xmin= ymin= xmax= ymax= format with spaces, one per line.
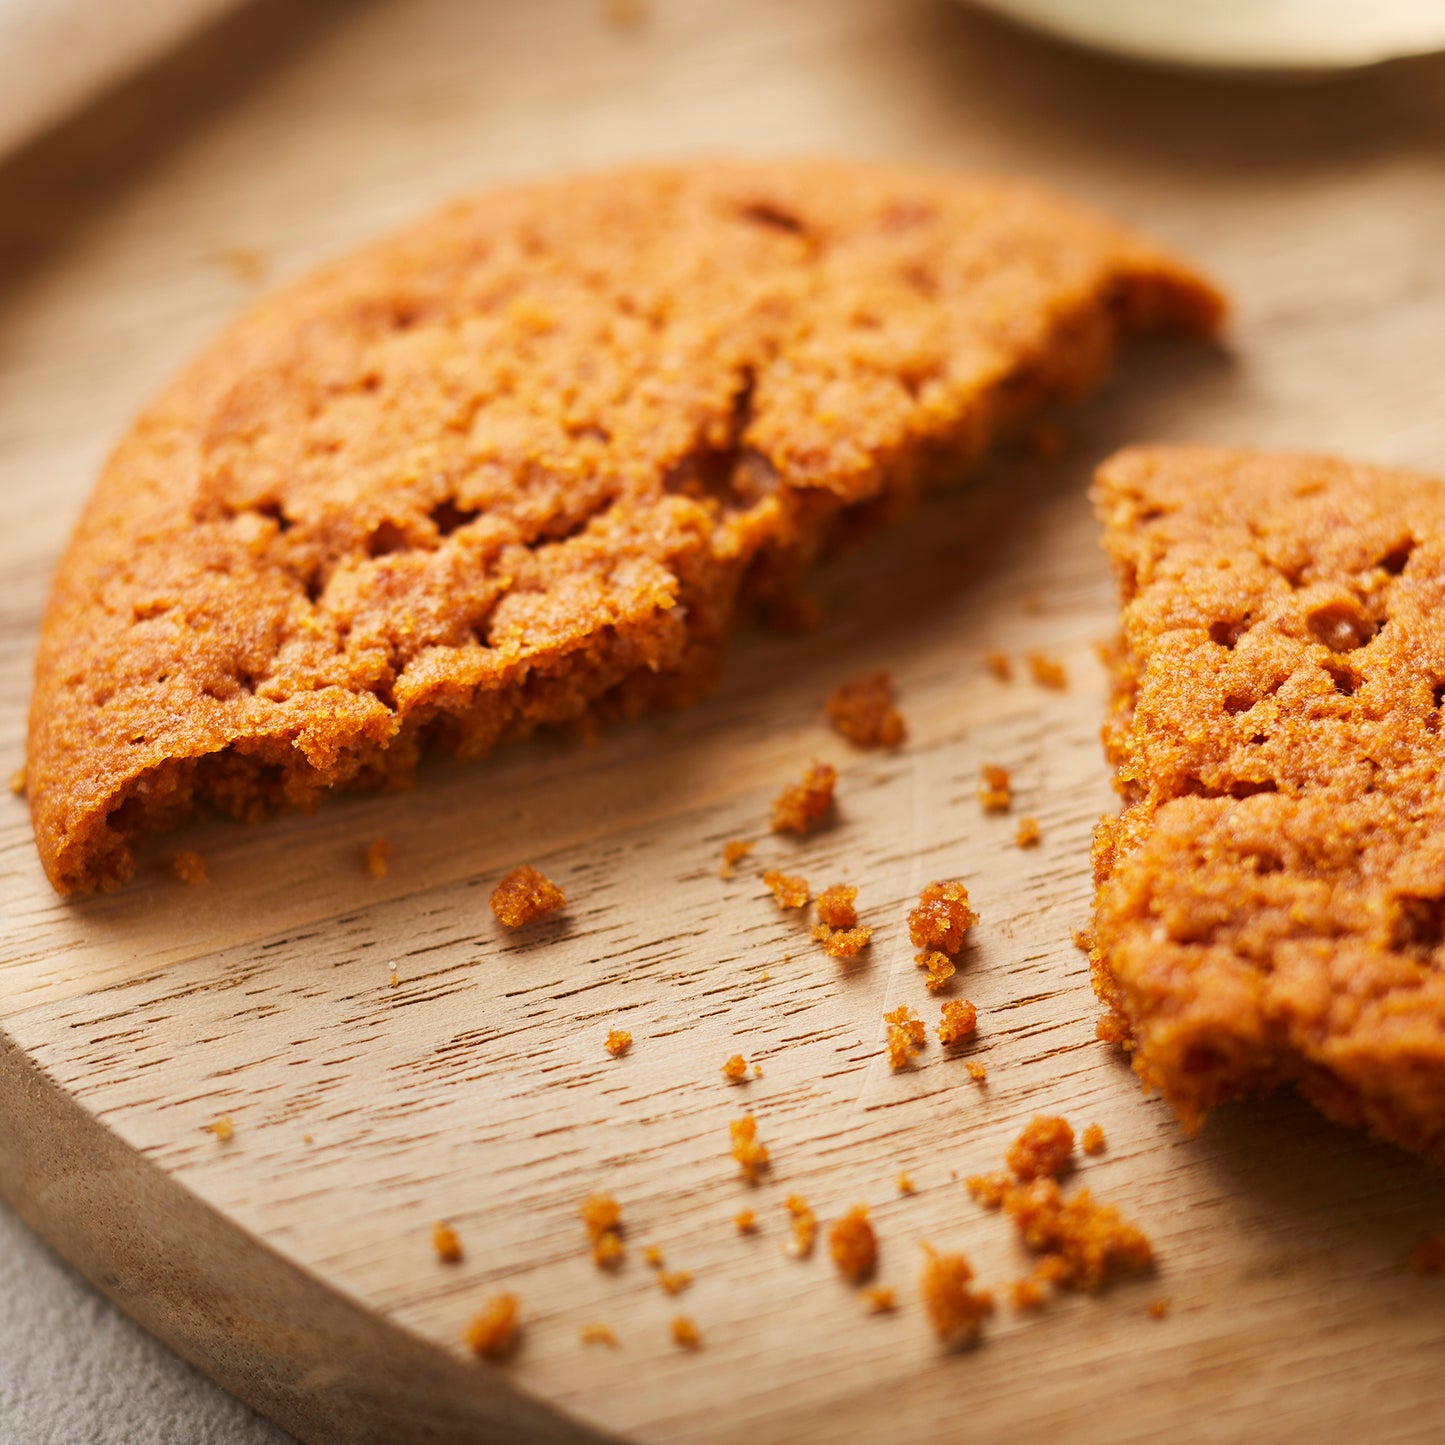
xmin=1092 ymin=444 xmax=1445 ymax=1163
xmin=29 ymin=159 xmax=1222 ymax=893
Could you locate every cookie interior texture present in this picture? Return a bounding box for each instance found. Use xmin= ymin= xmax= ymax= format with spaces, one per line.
xmin=1093 ymin=445 xmax=1445 ymax=1163
xmin=29 ymin=159 xmax=1222 ymax=893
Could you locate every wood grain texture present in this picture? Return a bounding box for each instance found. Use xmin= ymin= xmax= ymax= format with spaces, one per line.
xmin=3 ymin=1 xmax=1445 ymax=1441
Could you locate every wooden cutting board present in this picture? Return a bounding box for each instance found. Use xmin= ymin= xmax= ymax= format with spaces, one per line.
xmin=4 ymin=2 xmax=1445 ymax=1440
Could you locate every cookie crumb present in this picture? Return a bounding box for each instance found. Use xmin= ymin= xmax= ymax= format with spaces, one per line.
xmin=604 ymin=1029 xmax=633 ymax=1059
xmin=1148 ymin=1298 xmax=1170 ymax=1320
xmin=1407 ymin=1234 xmax=1445 ymax=1274
xmin=1011 ymin=1277 xmax=1048 ymax=1311
xmin=753 ymin=1062 xmax=764 ymax=1078
xmin=1026 ymin=652 xmax=1067 ymax=690
xmin=815 ymin=883 xmax=859 ymax=930
xmin=908 ymin=881 xmax=977 ymax=955
xmin=828 ymin=1204 xmax=877 ymax=1283
xmin=917 ymin=950 xmax=956 ymax=993
xmin=730 ymin=1115 xmax=770 ymax=1184
xmin=580 ymin=1322 xmax=619 ymax=1347
xmin=720 ymin=839 xmax=755 ymax=878
xmin=173 ymin=850 xmax=207 ymax=885
xmin=983 ymin=650 xmax=1012 ymax=682
xmin=671 ymin=1315 xmax=701 ymax=1350
xmin=490 ymin=864 xmax=566 ymax=928
xmin=979 ymin=764 xmax=1012 ymax=813
xmin=965 ymin=1061 xmax=988 ymax=1084
xmin=1015 ymin=816 xmax=1041 ymax=848
xmin=722 ymin=1054 xmax=749 ymax=1082
xmin=658 ymin=1269 xmax=693 ymax=1296
xmin=734 ymin=1209 xmax=758 ymax=1234
xmin=465 ymin=1294 xmax=520 ymax=1360
xmin=770 ymin=763 xmax=837 ymax=834
xmin=965 ymin=1171 xmax=1011 ymax=1209
xmin=937 ymin=998 xmax=978 ymax=1045
xmin=763 ymin=869 xmax=810 ymax=909
xmin=825 ymin=671 xmax=906 ymax=750
xmin=202 ymin=1116 xmax=233 ymax=1143
xmin=8 ymin=765 xmax=25 ymax=795
xmin=863 ymin=1285 xmax=897 ymax=1313
xmin=896 ymin=1171 xmax=916 ymax=1195
xmin=364 ymin=838 xmax=390 ymax=879
xmin=812 ymin=923 xmax=873 ymax=959
xmin=1081 ymin=1123 xmax=1106 ymax=1156
xmin=884 ymin=1005 xmax=927 ymax=1070
xmin=919 ymin=1245 xmax=994 ymax=1348
xmin=581 ymin=1193 xmax=625 ymax=1270
xmin=784 ymin=1194 xmax=817 ymax=1259
xmin=1006 ymin=1116 xmax=1076 ymax=1181
xmin=433 ymin=1222 xmax=463 ymax=1263
xmin=388 ymin=966 xmax=400 ymax=991
xmin=1004 ymin=1178 xmax=1153 ymax=1290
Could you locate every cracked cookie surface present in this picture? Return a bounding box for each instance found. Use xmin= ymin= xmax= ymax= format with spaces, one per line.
xmin=28 ymin=159 xmax=1220 ymax=893
xmin=1092 ymin=445 xmax=1445 ymax=1163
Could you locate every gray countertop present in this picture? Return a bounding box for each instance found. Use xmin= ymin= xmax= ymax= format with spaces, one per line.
xmin=0 ymin=1202 xmax=287 ymax=1445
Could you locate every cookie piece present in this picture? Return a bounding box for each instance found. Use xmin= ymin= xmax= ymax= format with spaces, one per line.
xmin=29 ymin=160 xmax=1222 ymax=893
xmin=1092 ymin=445 xmax=1445 ymax=1162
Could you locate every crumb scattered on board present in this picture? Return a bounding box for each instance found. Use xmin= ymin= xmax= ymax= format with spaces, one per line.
xmin=671 ymin=1315 xmax=701 ymax=1350
xmin=1015 ymin=816 xmax=1041 ymax=847
xmin=885 ymin=1005 xmax=927 ymax=1069
xmin=919 ymin=1246 xmax=994 ymax=1348
xmin=1006 ymin=1178 xmax=1152 ymax=1291
xmin=465 ymin=1294 xmax=520 ymax=1360
xmin=813 ymin=922 xmax=872 ymax=958
xmin=763 ymin=869 xmax=810 ymax=909
xmin=1026 ymin=652 xmax=1067 ymax=690
xmin=916 ymin=949 xmax=956 ymax=993
xmin=173 ymin=850 xmax=207 ymax=885
xmin=828 ymin=1205 xmax=878 ymax=1284
xmin=937 ymin=998 xmax=978 ymax=1045
xmin=730 ymin=1115 xmax=770 ymax=1183
xmin=815 ymin=884 xmax=858 ymax=929
xmin=983 ymin=650 xmax=1012 ymax=682
xmin=364 ymin=838 xmax=390 ymax=878
xmin=720 ymin=839 xmax=754 ymax=878
xmin=770 ymin=763 xmax=837 ymax=834
xmin=785 ymin=1194 xmax=817 ymax=1259
xmin=202 ymin=1116 xmax=233 ymax=1142
xmin=1081 ymin=1123 xmax=1106 ymax=1156
xmin=9 ymin=766 xmax=25 ymax=795
xmin=604 ymin=1029 xmax=632 ymax=1058
xmin=965 ymin=1061 xmax=988 ymax=1083
xmin=825 ymin=671 xmax=906 ymax=749
xmin=432 ymin=1222 xmax=463 ymax=1263
xmin=1006 ymin=1116 xmax=1076 ymax=1181
xmin=581 ymin=1193 xmax=625 ymax=1270
xmin=908 ymin=881 xmax=977 ymax=957
xmin=735 ymin=1209 xmax=758 ymax=1234
xmin=979 ymin=764 xmax=1012 ymax=813
xmin=897 ymin=1171 xmax=916 ymax=1195
xmin=863 ymin=1286 xmax=897 ymax=1314
xmin=658 ymin=1269 xmax=693 ymax=1296
xmin=490 ymin=864 xmax=566 ymax=928
xmin=722 ymin=1054 xmax=749 ymax=1081
xmin=1148 ymin=1298 xmax=1170 ymax=1320
xmin=580 ymin=1322 xmax=619 ymax=1347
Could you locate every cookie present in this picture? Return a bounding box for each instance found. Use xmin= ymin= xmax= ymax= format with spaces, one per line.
xmin=28 ymin=159 xmax=1222 ymax=893
xmin=1092 ymin=444 xmax=1445 ymax=1162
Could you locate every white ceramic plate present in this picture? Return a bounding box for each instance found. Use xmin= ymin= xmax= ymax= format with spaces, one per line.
xmin=962 ymin=0 xmax=1445 ymax=73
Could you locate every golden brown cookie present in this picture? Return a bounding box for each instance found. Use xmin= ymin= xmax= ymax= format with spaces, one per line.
xmin=1092 ymin=445 xmax=1445 ymax=1163
xmin=29 ymin=159 xmax=1222 ymax=893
